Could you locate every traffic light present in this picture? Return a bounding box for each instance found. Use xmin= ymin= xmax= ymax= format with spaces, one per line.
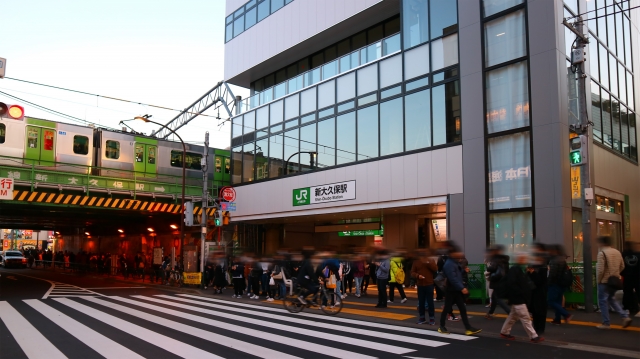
xmin=0 ymin=102 xmax=24 ymax=120
xmin=212 ymin=210 xmax=223 ymax=227
xmin=569 ymin=135 xmax=588 ymax=166
xmin=184 ymin=201 xmax=194 ymax=226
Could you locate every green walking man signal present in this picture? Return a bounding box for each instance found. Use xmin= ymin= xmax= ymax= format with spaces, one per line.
xmin=569 ymin=135 xmax=588 ymax=166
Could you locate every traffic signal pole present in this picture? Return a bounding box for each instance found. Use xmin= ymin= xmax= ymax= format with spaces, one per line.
xmin=200 ymin=132 xmax=209 ymax=282
xmin=564 ymin=16 xmax=594 ymax=313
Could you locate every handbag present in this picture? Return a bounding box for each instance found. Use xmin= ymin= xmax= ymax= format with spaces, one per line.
xmin=272 ymin=265 xmax=283 ymax=280
xmin=326 ymin=272 xmax=337 ymax=289
xmin=601 ymin=251 xmax=623 ymax=292
xmin=434 ymin=271 xmax=448 ymax=291
xmin=269 ymin=277 xmax=275 ymax=286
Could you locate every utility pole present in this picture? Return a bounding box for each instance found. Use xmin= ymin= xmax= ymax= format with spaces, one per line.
xmin=200 ymin=131 xmax=209 ymax=285
xmin=564 ymin=16 xmax=594 ymax=313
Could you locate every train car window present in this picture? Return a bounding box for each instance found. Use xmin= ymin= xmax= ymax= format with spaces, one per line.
xmin=73 ymin=135 xmax=89 ymax=155
xmin=105 ymin=140 xmax=120 ymax=159
xmin=0 ymin=123 xmax=5 ymax=143
xmin=225 ymin=158 xmax=231 ymax=174
xmin=215 ymin=157 xmax=222 ymax=173
xmin=171 ymin=150 xmax=202 ymax=170
xmin=148 ymin=146 xmax=156 ymax=164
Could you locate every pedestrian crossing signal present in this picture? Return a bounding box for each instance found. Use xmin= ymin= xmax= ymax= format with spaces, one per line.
xmin=213 ymin=210 xmax=222 ymax=227
xmin=569 ymin=135 xmax=588 ymax=166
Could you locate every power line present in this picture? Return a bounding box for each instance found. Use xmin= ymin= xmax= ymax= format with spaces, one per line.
xmin=580 ymin=5 xmax=639 ymax=22
xmin=0 ymin=90 xmax=117 ymax=130
xmin=565 ymin=0 xmax=630 ymax=20
xmin=4 ymin=77 xmax=221 ymax=119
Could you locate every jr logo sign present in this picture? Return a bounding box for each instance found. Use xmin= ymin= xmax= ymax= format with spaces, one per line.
xmin=293 ymin=187 xmax=311 ymax=206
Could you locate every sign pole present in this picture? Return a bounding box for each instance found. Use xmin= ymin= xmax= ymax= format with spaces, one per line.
xmin=564 ymin=17 xmax=593 ymax=312
xmin=200 ymin=132 xmax=209 ymax=287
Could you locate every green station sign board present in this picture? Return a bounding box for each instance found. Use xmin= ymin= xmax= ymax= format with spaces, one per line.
xmin=338 ymin=225 xmax=383 ymax=237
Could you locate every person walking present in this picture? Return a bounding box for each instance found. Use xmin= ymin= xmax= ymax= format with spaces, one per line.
xmin=438 ymin=246 xmax=481 ymax=336
xmin=230 ymin=259 xmax=245 ymax=298
xmin=411 ymin=249 xmax=438 ymax=325
xmin=389 ymin=253 xmax=408 ymax=304
xmin=547 ymin=245 xmax=573 ymax=325
xmin=375 ymin=250 xmax=391 ymax=308
xmin=621 ymin=241 xmax=639 ymax=316
xmin=485 ymin=246 xmax=511 ymax=319
xmin=352 ymin=256 xmax=365 ymax=298
xmin=596 ymin=236 xmax=633 ymax=329
xmin=528 ymin=242 xmax=549 ymax=335
xmin=500 ymin=253 xmax=544 ymax=343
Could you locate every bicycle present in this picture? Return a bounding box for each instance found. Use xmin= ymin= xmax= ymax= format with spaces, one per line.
xmin=283 ymin=283 xmax=343 ymax=315
xmin=167 ymin=269 xmax=183 ymax=287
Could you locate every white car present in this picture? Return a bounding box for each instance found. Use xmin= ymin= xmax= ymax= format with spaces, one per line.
xmin=0 ymin=251 xmax=28 ymax=268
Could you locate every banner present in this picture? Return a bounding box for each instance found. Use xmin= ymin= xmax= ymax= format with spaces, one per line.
xmin=183 ymin=272 xmax=202 ymax=285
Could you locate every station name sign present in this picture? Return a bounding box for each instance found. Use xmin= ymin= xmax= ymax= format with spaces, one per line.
xmin=293 ymin=180 xmax=356 ymax=206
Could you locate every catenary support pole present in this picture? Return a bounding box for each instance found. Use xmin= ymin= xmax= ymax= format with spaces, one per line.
xmin=200 ymin=132 xmax=209 ymax=286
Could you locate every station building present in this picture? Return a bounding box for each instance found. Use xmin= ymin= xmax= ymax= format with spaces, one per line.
xmin=223 ymin=0 xmax=639 ymax=263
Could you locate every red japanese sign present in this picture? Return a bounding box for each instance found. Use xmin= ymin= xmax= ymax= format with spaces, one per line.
xmin=0 ymin=177 xmax=14 ymax=200
xmin=220 ymin=186 xmax=236 ymax=202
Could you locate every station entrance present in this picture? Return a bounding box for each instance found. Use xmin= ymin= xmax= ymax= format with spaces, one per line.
xmin=231 ymin=202 xmax=448 ymax=255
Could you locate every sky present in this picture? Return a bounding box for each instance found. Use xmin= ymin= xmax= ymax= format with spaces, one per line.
xmin=0 ymin=0 xmax=245 ymax=148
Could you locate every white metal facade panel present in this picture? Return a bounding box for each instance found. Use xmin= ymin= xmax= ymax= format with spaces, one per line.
xmin=232 ymin=146 xmax=462 ymax=220
xmin=224 ymin=0 xmax=384 ymax=81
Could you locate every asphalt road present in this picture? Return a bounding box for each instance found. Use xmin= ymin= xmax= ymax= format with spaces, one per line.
xmin=0 ymin=268 xmax=637 ymax=359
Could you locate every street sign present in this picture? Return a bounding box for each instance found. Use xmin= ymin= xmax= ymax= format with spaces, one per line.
xmin=0 ymin=57 xmax=6 ymax=79
xmin=220 ymin=186 xmax=236 ymax=202
xmin=0 ymin=177 xmax=14 ymax=200
xmin=220 ymin=202 xmax=236 ymax=211
xmin=293 ymin=180 xmax=356 ymax=206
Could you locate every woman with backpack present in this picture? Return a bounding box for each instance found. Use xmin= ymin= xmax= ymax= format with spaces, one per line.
xmin=388 ymin=252 xmax=408 ymax=303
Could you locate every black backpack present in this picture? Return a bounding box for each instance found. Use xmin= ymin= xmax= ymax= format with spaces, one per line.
xmin=558 ymin=265 xmax=573 ymax=288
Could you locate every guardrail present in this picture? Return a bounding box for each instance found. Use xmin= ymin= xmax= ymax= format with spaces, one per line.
xmin=0 ymin=154 xmax=224 ymax=199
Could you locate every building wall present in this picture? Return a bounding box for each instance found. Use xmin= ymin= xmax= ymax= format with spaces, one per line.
xmin=224 ymin=0 xmax=385 ymax=83
xmin=232 ymin=146 xmax=461 ymax=221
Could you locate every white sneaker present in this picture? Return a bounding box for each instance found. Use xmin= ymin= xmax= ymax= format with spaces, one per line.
xmin=335 ymin=301 xmax=341 ymax=305
xmin=247 ymin=293 xmax=252 ymax=297
xmin=596 ymin=324 xmax=611 ymax=330
xmin=387 ymin=300 xmax=393 ymax=303
xmin=341 ymin=295 xmax=347 ymax=299
xmin=231 ymin=295 xmax=236 ymax=298
xmin=401 ymin=298 xmax=408 ymax=303
xmin=267 ymin=297 xmax=274 ymax=302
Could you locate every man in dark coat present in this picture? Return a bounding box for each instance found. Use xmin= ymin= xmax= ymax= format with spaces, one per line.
xmin=500 ymin=253 xmax=544 ymax=343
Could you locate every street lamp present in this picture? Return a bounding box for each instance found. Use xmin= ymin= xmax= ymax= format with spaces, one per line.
xmin=125 ymin=115 xmax=187 ymax=259
xmin=284 ymin=151 xmax=317 ymax=175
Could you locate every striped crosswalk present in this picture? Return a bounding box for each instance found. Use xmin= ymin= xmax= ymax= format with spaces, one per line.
xmin=43 ymin=281 xmax=102 ymax=299
xmin=0 ymin=294 xmax=478 ymax=359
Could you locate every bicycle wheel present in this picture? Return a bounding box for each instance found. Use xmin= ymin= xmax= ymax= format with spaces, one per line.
xmin=320 ymin=292 xmax=343 ymax=315
xmin=283 ymin=295 xmax=305 ymax=313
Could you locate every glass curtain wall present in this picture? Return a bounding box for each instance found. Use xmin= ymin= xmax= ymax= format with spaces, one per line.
xmin=482 ymin=0 xmax=534 ymax=250
xmin=230 ymin=1 xmax=460 ymax=185
xmin=583 ymin=0 xmax=636 ymax=161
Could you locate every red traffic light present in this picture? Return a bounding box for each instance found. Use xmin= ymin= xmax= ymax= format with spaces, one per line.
xmin=0 ymin=102 xmax=24 ymax=120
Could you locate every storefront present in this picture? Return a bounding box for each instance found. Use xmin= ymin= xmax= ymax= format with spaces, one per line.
xmin=2 ymin=229 xmax=54 ymax=251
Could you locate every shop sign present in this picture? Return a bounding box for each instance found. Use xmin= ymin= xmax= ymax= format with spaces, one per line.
xmin=0 ymin=177 xmax=14 ymax=200
xmin=624 ymin=195 xmax=631 ymax=239
xmin=293 ymin=180 xmax=356 ymax=206
xmin=432 ymin=219 xmax=448 ymax=242
xmin=338 ymin=225 xmax=383 ymax=237
xmin=183 ymin=272 xmax=202 ymax=285
xmin=571 ymin=167 xmax=581 ymax=199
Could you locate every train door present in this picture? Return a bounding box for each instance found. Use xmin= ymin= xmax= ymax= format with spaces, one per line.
xmin=134 ymin=142 xmax=157 ymax=177
xmin=24 ymin=126 xmax=56 ymax=166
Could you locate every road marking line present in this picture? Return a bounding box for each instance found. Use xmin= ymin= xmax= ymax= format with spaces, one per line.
xmin=53 ymin=298 xmax=222 ymax=359
xmin=0 ymin=301 xmax=67 ymax=359
xmin=83 ymin=287 xmax=147 ymax=289
xmin=176 ymin=294 xmax=475 ymax=341
xmin=81 ymin=297 xmax=303 ymax=359
xmin=126 ymin=295 xmax=381 ymax=359
xmin=23 ymin=299 xmax=144 ymax=359
xmin=155 ymin=295 xmax=446 ymax=348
